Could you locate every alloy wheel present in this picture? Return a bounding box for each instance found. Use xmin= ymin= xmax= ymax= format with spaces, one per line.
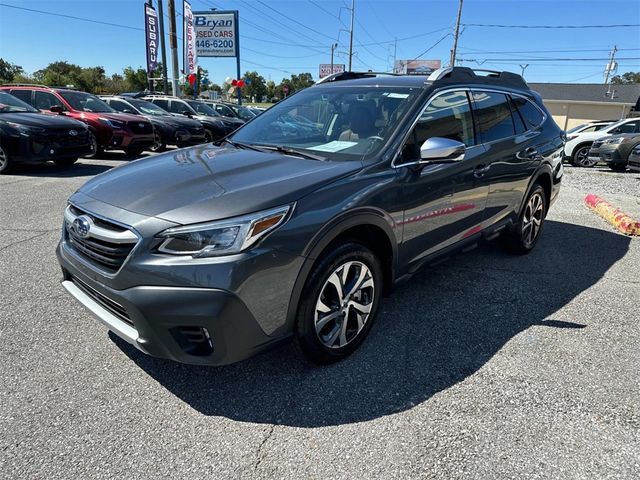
xmin=150 ymin=132 xmax=163 ymax=152
xmin=314 ymin=261 xmax=375 ymax=349
xmin=522 ymin=192 xmax=544 ymax=247
xmin=576 ymin=146 xmax=596 ymax=167
xmin=0 ymin=145 xmax=7 ymax=170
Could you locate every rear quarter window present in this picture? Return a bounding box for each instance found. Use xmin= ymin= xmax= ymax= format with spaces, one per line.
xmin=511 ymin=96 xmax=544 ymax=130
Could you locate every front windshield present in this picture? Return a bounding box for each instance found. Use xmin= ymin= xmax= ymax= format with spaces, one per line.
xmin=0 ymin=91 xmax=38 ymax=113
xmin=129 ymin=99 xmax=170 ymax=116
xmin=231 ymin=86 xmax=419 ymax=160
xmin=59 ymin=91 xmax=115 ymax=113
xmin=187 ymin=100 xmax=219 ymax=116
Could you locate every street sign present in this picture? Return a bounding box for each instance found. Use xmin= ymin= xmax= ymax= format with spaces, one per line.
xmin=319 ymin=64 xmax=345 ymax=78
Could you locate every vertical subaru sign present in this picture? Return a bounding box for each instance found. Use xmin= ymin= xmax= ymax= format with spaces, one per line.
xmin=144 ymin=4 xmax=158 ymax=76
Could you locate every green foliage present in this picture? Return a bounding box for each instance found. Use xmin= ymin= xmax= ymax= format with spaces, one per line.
xmin=611 ymin=71 xmax=640 ymax=85
xmin=0 ymin=58 xmax=24 ymax=83
xmin=242 ymin=71 xmax=267 ymax=101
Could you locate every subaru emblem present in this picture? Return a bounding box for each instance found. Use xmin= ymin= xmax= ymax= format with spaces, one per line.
xmin=138 ymin=123 xmax=145 ymax=128
xmin=72 ymin=215 xmax=91 ymax=238
xmin=69 ymin=129 xmax=78 ymax=136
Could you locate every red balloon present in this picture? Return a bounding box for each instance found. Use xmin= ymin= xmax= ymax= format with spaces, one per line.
xmin=237 ymin=79 xmax=245 ymax=88
xmin=187 ymin=73 xmax=196 ymax=85
xmin=231 ymin=79 xmax=238 ymax=86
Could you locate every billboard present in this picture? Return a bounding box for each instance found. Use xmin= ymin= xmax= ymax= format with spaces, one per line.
xmin=183 ymin=1 xmax=197 ymax=74
xmin=193 ymin=11 xmax=238 ymax=57
xmin=394 ymin=59 xmax=441 ymax=75
xmin=144 ymin=4 xmax=158 ymax=73
xmin=319 ymin=64 xmax=345 ymax=78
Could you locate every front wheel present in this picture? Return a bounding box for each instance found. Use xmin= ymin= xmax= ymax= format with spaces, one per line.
xmin=149 ymin=132 xmax=166 ymax=152
xmin=83 ymin=132 xmax=101 ymax=159
xmin=502 ymin=184 xmax=547 ymax=255
xmin=204 ymin=129 xmax=214 ymax=143
xmin=53 ymin=157 xmax=78 ymax=167
xmin=296 ymin=243 xmax=382 ymax=364
xmin=571 ymin=144 xmax=596 ymax=167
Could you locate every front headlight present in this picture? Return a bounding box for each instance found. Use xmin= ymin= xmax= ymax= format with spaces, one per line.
xmin=5 ymin=122 xmax=46 ymax=135
xmin=606 ymin=137 xmax=625 ymax=145
xmin=157 ymin=204 xmax=293 ymax=258
xmin=99 ymin=118 xmax=125 ymax=129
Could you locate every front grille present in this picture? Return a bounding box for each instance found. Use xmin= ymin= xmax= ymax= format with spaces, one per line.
xmin=71 ymin=275 xmax=134 ymax=327
xmin=65 ymin=205 xmax=137 ymax=273
xmin=128 ymin=121 xmax=153 ymax=135
xmin=592 ymin=140 xmax=604 ymax=149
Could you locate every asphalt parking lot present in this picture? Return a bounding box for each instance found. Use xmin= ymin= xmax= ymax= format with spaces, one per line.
xmin=1 ymin=153 xmax=639 ymax=479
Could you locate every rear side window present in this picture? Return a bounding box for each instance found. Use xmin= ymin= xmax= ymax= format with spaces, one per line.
xmin=108 ymin=99 xmax=131 ymax=113
xmin=9 ymin=89 xmax=33 ymax=104
xmin=169 ymin=100 xmax=188 ymax=114
xmin=471 ymin=91 xmax=515 ymax=142
xmin=511 ymin=96 xmax=544 ymax=130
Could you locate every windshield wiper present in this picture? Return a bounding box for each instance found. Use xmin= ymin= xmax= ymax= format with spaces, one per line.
xmin=220 ymin=138 xmax=266 ymax=152
xmin=255 ymin=145 xmax=326 ymax=161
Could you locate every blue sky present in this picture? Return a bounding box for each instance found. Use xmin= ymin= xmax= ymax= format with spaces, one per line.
xmin=0 ymin=0 xmax=639 ymax=85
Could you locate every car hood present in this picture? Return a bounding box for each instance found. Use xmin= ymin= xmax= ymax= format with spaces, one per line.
xmin=0 ymin=112 xmax=86 ymax=128
xmin=146 ymin=115 xmax=200 ymax=129
xmin=78 ymin=144 xmax=362 ymax=224
xmin=98 ymin=112 xmax=146 ymax=123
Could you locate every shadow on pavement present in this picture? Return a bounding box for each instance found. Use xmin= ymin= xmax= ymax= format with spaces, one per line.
xmin=112 ymin=220 xmax=630 ymax=427
xmin=10 ymin=160 xmax=117 ymax=178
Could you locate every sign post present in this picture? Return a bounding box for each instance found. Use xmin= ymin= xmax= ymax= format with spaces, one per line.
xmin=193 ymin=10 xmax=242 ymax=105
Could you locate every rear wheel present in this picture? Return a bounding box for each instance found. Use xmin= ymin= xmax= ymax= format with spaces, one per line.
xmin=296 ymin=243 xmax=382 ymax=364
xmin=571 ymin=144 xmax=596 ymax=167
xmin=502 ymin=184 xmax=547 ymax=255
xmin=0 ymin=145 xmax=13 ymax=174
xmin=53 ymin=157 xmax=78 ymax=167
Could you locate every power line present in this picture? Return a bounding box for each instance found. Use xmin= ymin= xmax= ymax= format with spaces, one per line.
xmin=410 ymin=34 xmax=453 ymax=62
xmin=462 ymin=23 xmax=640 ymax=29
xmin=255 ymin=0 xmax=335 ymax=41
xmin=0 ymin=2 xmax=142 ymax=31
xmin=458 ymin=47 xmax=640 ymax=54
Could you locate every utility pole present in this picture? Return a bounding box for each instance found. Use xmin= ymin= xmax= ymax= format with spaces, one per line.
xmin=603 ymin=45 xmax=618 ymax=84
xmin=167 ymin=0 xmax=180 ymax=96
xmin=348 ymin=0 xmax=355 ymax=71
xmin=520 ymin=64 xmax=529 ymax=78
xmin=330 ymin=42 xmax=338 ymax=73
xmin=157 ymin=0 xmax=169 ymax=93
xmin=393 ymin=37 xmax=397 ymax=72
xmin=449 ymin=0 xmax=464 ymax=67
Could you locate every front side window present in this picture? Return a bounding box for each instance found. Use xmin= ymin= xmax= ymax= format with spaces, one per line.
xmin=35 ymin=91 xmax=62 ymax=110
xmin=472 ymin=91 xmax=515 ymax=142
xmin=129 ymin=99 xmax=170 ymax=116
xmin=400 ymin=90 xmax=475 ymax=162
xmin=107 ymin=99 xmax=131 ymax=113
xmin=169 ymin=100 xmax=192 ymax=115
xmin=215 ymin=104 xmax=235 ymax=117
xmin=187 ymin=101 xmax=219 ymax=116
xmin=231 ymin=86 xmax=419 ymax=161
xmin=615 ymin=121 xmax=640 ymax=134
xmin=150 ymin=98 xmax=169 ymax=110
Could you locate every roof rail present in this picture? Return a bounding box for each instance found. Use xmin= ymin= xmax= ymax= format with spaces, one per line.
xmin=1 ymin=83 xmax=51 ymax=88
xmin=427 ymin=67 xmax=528 ymax=90
xmin=316 ymin=71 xmax=401 ymax=85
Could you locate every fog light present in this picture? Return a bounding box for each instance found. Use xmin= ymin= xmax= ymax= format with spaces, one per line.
xmin=50 ymin=149 xmax=55 ymax=154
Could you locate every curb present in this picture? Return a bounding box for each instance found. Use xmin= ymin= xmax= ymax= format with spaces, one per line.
xmin=585 ymin=194 xmax=640 ymax=236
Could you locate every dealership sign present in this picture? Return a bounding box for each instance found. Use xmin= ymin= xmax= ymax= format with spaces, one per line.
xmin=319 ymin=64 xmax=345 ymax=78
xmin=193 ymin=11 xmax=238 ymax=57
xmin=183 ymin=1 xmax=197 ymax=73
xmin=144 ymin=4 xmax=158 ymax=73
xmin=394 ymin=59 xmax=441 ymax=75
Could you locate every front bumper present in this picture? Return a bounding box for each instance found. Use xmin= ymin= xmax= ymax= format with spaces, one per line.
xmin=598 ymin=145 xmax=628 ymax=165
xmin=6 ymin=132 xmax=93 ymax=163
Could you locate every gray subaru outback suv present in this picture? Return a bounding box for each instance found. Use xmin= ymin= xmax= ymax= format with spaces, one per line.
xmin=57 ymin=68 xmax=564 ymax=365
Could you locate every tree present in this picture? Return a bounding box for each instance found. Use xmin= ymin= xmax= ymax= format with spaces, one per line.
xmin=242 ymin=71 xmax=267 ymax=102
xmin=0 ymin=59 xmax=23 ymax=83
xmin=611 ymin=71 xmax=640 ymax=84
xmin=265 ymin=80 xmax=276 ymax=100
xmin=289 ymin=72 xmax=314 ymax=91
xmin=122 ymin=66 xmax=149 ymax=91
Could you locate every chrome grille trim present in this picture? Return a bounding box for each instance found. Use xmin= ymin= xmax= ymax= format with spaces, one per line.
xmin=70 ymin=275 xmax=134 ymax=327
xmin=64 ymin=205 xmax=138 ymax=244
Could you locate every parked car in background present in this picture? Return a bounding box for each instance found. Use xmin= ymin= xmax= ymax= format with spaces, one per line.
xmin=563 ymin=117 xmax=640 ymax=167
xmin=101 ymin=96 xmax=206 ymax=152
xmin=56 ymin=68 xmax=563 ymax=366
xmin=142 ymin=95 xmax=237 ymax=141
xmin=565 ymin=121 xmax=614 ymax=136
xmin=588 ymin=132 xmax=640 ymax=171
xmin=0 ymin=90 xmax=92 ymax=173
xmin=627 ymin=144 xmax=640 ymax=172
xmin=1 ymin=85 xmax=154 ymax=157
xmin=204 ymin=101 xmax=256 ymax=122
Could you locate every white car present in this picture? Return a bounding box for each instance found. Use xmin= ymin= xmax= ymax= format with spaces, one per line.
xmin=564 ymin=118 xmax=639 ymax=167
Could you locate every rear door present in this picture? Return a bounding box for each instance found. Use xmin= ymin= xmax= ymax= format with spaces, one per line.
xmin=470 ymin=90 xmax=542 ymax=227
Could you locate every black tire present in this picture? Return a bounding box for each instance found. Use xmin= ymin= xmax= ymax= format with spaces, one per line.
xmin=502 ymin=184 xmax=547 ymax=255
xmin=53 ymin=157 xmax=78 ymax=167
xmin=83 ymin=132 xmax=101 ymax=159
xmin=608 ymin=163 xmax=627 ymax=172
xmin=0 ymin=144 xmax=13 ymax=174
xmin=296 ymin=242 xmax=382 ymax=364
xmin=204 ymin=129 xmax=214 ymax=143
xmin=571 ymin=143 xmax=596 ymax=167
xmin=149 ymin=132 xmax=166 ymax=152
xmin=124 ymin=148 xmax=145 ymax=158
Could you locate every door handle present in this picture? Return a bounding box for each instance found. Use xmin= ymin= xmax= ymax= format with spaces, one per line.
xmin=474 ymin=164 xmax=491 ymax=177
xmin=517 ymin=147 xmax=539 ymax=160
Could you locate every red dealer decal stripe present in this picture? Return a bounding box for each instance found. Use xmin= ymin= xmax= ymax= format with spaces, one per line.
xmin=585 ymin=194 xmax=640 ymax=236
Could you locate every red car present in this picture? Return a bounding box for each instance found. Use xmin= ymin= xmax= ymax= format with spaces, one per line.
xmin=1 ymin=85 xmax=155 ymax=157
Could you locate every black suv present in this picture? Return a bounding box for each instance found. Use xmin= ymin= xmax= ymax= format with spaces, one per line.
xmin=101 ymin=95 xmax=206 ymax=152
xmin=56 ymin=68 xmax=564 ymax=366
xmin=0 ymin=90 xmax=92 ymax=173
xmin=142 ymin=95 xmax=241 ymax=142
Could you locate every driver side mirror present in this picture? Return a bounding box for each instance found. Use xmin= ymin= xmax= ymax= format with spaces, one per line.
xmin=420 ymin=137 xmax=465 ymax=162
xmin=123 ymin=109 xmax=137 ymax=115
xmin=182 ymin=110 xmax=192 ymax=117
xmin=49 ymin=105 xmax=63 ymax=114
